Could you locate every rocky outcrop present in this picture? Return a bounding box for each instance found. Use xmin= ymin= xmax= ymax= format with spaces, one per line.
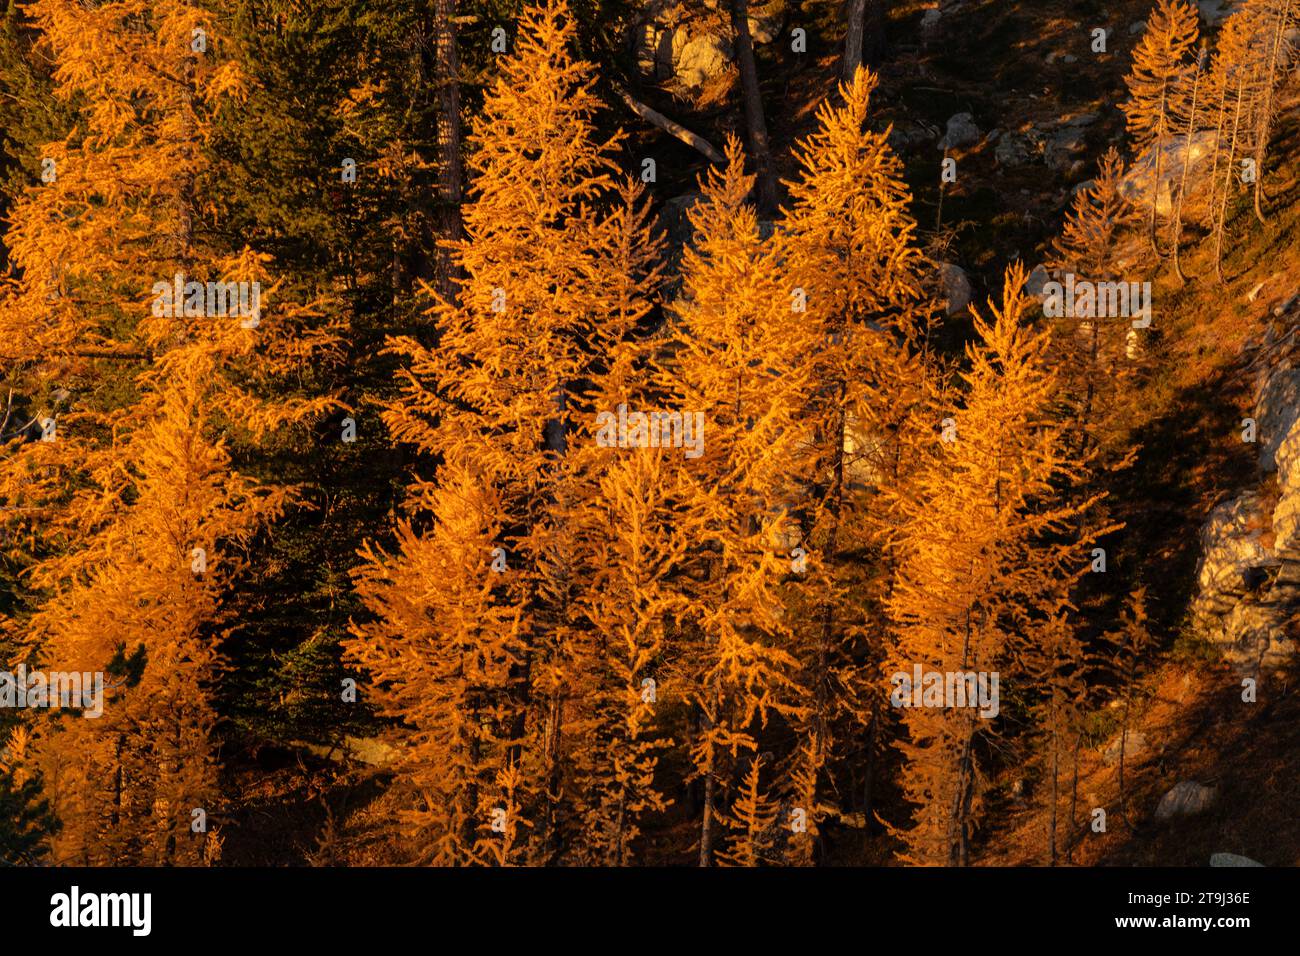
xmin=1257 ymin=362 xmax=1300 ymax=473
xmin=632 ymin=1 xmax=785 ymax=92
xmin=938 ymin=112 xmax=980 ymax=150
xmin=1210 ymin=852 xmax=1264 ymax=866
xmin=1154 ymin=781 xmax=1217 ymax=820
xmin=1119 ymin=131 xmax=1216 ymax=217
xmin=937 ymin=261 xmax=972 ymax=317
xmin=1191 ymin=317 xmax=1300 ymax=672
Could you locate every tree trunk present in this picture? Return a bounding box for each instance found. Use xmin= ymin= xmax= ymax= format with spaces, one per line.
xmin=949 ymin=724 xmax=975 ymax=866
xmin=1213 ymin=74 xmax=1246 ymax=283
xmin=1171 ymin=49 xmax=1204 ymax=284
xmin=1118 ymin=679 xmax=1133 ymax=830
xmin=1048 ymin=720 xmax=1059 ymax=866
xmin=434 ymin=0 xmax=465 ymax=299
xmin=699 ymin=709 xmax=717 ymax=866
xmin=616 ymin=86 xmax=725 ymax=163
xmin=729 ymin=0 xmax=778 ymax=213
xmin=845 ymin=0 xmax=886 ymax=78
xmin=843 ymin=0 xmax=867 ymax=82
xmin=1147 ymin=86 xmax=1169 ymax=257
xmin=1253 ymin=0 xmax=1291 ymax=223
xmin=1067 ymin=731 xmax=1082 ymax=862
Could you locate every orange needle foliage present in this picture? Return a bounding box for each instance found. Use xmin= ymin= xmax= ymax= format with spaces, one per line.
xmin=885 ymin=265 xmax=1108 ymax=866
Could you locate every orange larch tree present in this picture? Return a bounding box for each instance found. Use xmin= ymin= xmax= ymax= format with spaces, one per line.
xmin=884 ymin=265 xmax=1105 ymax=866
xmin=775 ymin=65 xmax=930 ymax=861
xmin=347 ymin=0 xmax=664 ymax=865
xmin=0 ymin=0 xmax=334 ymax=863
xmin=664 ymin=139 xmax=809 ymax=866
xmin=1122 ymin=0 xmax=1199 ymax=253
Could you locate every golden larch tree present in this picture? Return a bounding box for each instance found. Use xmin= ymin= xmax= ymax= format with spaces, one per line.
xmin=0 ymin=0 xmax=334 ymax=864
xmin=884 ymin=265 xmax=1102 ymax=866
xmin=665 ymin=139 xmax=809 ymax=866
xmin=775 ymin=65 xmax=929 ymax=861
xmin=1122 ymin=0 xmax=1199 ymax=252
xmin=348 ymin=0 xmax=663 ymax=864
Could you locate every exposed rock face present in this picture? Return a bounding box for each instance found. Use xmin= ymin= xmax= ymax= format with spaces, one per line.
xmin=632 ymin=1 xmax=785 ymax=91
xmin=937 ymin=262 xmax=972 ymax=317
xmin=1276 ymin=422 xmax=1300 ymax=555
xmin=1193 ymin=493 xmax=1275 ymax=620
xmin=1155 ymin=781 xmax=1217 ymax=820
xmin=1191 ymin=344 xmax=1300 ymax=672
xmin=1191 ymin=490 xmax=1295 ymax=672
xmin=1120 ymin=131 xmax=1216 ymax=217
xmin=938 ymin=112 xmax=981 ymax=150
xmin=675 ymin=33 xmax=731 ymax=88
xmin=1257 ymin=363 xmax=1300 ymax=473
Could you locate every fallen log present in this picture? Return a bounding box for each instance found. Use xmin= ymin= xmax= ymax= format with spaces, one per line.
xmin=614 ymin=86 xmax=724 ymax=164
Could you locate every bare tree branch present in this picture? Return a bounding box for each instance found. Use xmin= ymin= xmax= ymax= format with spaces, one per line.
xmin=614 ymin=86 xmax=725 ymax=164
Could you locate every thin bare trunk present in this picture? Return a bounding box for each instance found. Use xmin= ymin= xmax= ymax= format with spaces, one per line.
xmin=1171 ymin=51 xmax=1204 ymax=284
xmin=1213 ymin=74 xmax=1246 ymax=283
xmin=1148 ymin=88 xmax=1169 ymax=256
xmin=434 ymin=0 xmax=465 ymax=299
xmin=1066 ymin=731 xmax=1082 ymax=862
xmin=699 ymin=707 xmax=718 ymax=866
xmin=1253 ymin=0 xmax=1291 ymax=223
xmin=1049 ymin=720 xmax=1059 ymax=866
xmin=729 ymin=0 xmax=778 ymax=213
xmin=616 ymin=86 xmax=725 ymax=163
xmin=843 ymin=0 xmax=867 ymax=82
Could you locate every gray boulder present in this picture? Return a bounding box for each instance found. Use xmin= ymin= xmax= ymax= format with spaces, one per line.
xmin=939 ymin=112 xmax=980 ymax=150
xmin=938 ymin=262 xmax=973 ymax=317
xmin=1120 ymin=131 xmax=1216 ymax=216
xmin=995 ymin=132 xmax=1034 ymax=167
xmin=1210 ymin=853 xmax=1264 ymax=867
xmin=921 ymin=8 xmax=943 ymax=38
xmin=1047 ymin=126 xmax=1089 ymax=171
xmin=1256 ymin=363 xmax=1300 ymax=474
xmin=1197 ymin=0 xmax=1231 ymax=26
xmin=1155 ymin=781 xmax=1217 ymax=820
xmin=1026 ymin=264 xmax=1052 ymax=300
